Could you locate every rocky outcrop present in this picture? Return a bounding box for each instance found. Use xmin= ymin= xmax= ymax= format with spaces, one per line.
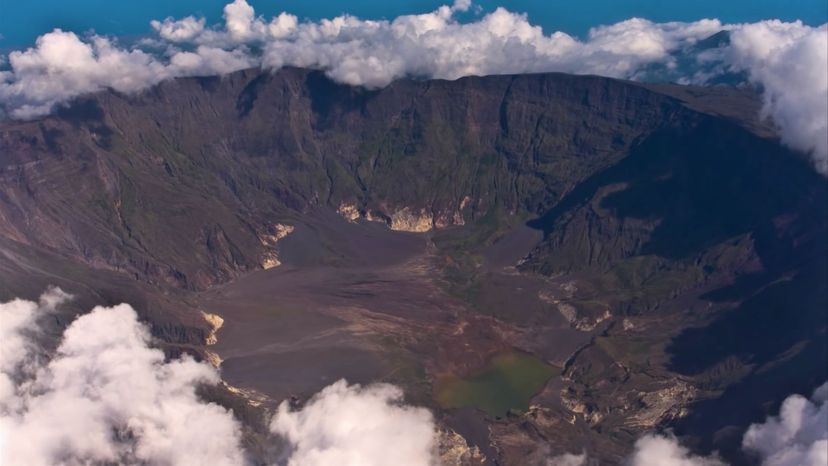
xmin=337 ymin=201 xmax=469 ymax=232
xmin=438 ymin=429 xmax=487 ymax=466
xmin=201 ymin=311 xmax=225 ymax=346
xmin=389 ymin=208 xmax=433 ymax=233
xmin=624 ymin=382 xmax=697 ymax=428
xmin=337 ymin=202 xmax=361 ymax=222
xmin=258 ymin=223 xmax=294 ymax=269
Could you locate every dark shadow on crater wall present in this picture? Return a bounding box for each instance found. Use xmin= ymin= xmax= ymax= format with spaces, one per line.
xmin=305 ymin=70 xmax=378 ymax=130
xmin=55 ymin=98 xmax=114 ymax=149
xmin=525 ymin=113 xmax=828 ymax=464
xmin=529 ymin=115 xmax=823 ymax=262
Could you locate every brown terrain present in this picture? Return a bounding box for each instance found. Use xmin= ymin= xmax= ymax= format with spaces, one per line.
xmin=0 ymin=67 xmax=825 ymax=465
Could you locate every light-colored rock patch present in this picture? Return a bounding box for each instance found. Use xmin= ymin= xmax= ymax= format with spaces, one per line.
xmin=201 ymin=311 xmax=224 ymax=346
xmin=258 ymin=223 xmax=294 ymax=269
xmin=261 ymin=253 xmax=281 ymax=270
xmin=574 ymin=309 xmax=611 ymax=332
xmin=624 ymin=381 xmax=696 ymax=428
xmin=555 ymin=302 xmax=611 ymax=332
xmin=560 ymin=390 xmax=604 ymax=426
xmin=204 ymin=350 xmax=223 ymax=368
xmin=338 ymin=200 xmax=472 ymax=231
xmin=560 ymin=281 xmax=578 ymax=296
xmin=259 ymin=223 xmax=294 ymax=245
xmin=363 ymin=210 xmax=387 ymax=224
xmin=434 ymin=208 xmax=465 ymax=228
xmin=557 ymin=303 xmax=578 ymax=322
xmin=438 ymin=429 xmax=486 ymax=465
xmin=223 ymin=383 xmax=268 ymax=408
xmin=337 ymin=202 xmax=361 ymax=222
xmin=538 ymin=290 xmax=558 ymax=304
xmin=390 ymin=207 xmax=433 ymax=232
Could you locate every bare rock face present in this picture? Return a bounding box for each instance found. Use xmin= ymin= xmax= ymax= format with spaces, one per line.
xmin=389 ymin=208 xmax=434 ymax=233
xmin=201 ymin=312 xmax=225 ymax=346
xmin=337 ymin=202 xmax=361 ymax=222
xmin=625 ymin=381 xmax=697 ymax=428
xmin=438 ymin=429 xmax=487 ymax=466
xmin=258 ymin=223 xmax=294 ymax=269
xmin=337 ymin=201 xmax=468 ymax=232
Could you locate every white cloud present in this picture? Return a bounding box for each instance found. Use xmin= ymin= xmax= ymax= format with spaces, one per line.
xmin=151 ymin=16 xmax=206 ymax=42
xmin=0 ymin=287 xmax=71 ymax=413
xmin=269 ymin=13 xmax=299 ymax=40
xmin=625 ymin=435 xmax=726 ymax=466
xmin=0 ymin=29 xmax=168 ymax=119
xmin=169 ymin=45 xmax=256 ymax=76
xmin=0 ymin=290 xmax=247 ymax=466
xmin=0 ymin=0 xmax=825 ymax=173
xmin=726 ymin=21 xmax=828 ymax=174
xmin=452 ymin=0 xmax=472 ymax=13
xmin=547 ymin=452 xmax=587 ymax=466
xmin=270 ymin=379 xmax=438 ymax=466
xmin=742 ymin=382 xmax=828 ymax=466
xmin=224 ymin=0 xmax=264 ymax=43
xmin=256 ymin=9 xmax=723 ymax=89
xmin=587 ymin=18 xmax=722 ymax=65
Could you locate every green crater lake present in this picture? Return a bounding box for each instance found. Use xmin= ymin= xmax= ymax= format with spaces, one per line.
xmin=435 ymin=351 xmax=559 ymax=418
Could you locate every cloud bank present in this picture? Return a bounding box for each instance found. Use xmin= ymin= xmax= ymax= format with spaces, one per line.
xmin=270 ymin=380 xmax=437 ymax=466
xmin=742 ymin=383 xmax=828 ymax=466
xmin=0 ymin=290 xmax=247 ymax=466
xmin=726 ymin=22 xmax=828 ymax=174
xmin=0 ymin=1 xmax=825 ymax=172
xmin=626 ymin=435 xmax=726 ymax=466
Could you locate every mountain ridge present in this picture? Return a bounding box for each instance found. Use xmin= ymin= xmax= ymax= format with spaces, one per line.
xmin=0 ymin=67 xmax=776 ymax=291
xmin=0 ymin=67 xmax=824 ymax=465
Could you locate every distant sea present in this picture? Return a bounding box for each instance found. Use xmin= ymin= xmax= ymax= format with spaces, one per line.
xmin=2 ymin=0 xmax=827 ymax=49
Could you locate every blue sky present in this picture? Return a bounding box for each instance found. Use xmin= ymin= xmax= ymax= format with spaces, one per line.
xmin=2 ymin=0 xmax=827 ymax=48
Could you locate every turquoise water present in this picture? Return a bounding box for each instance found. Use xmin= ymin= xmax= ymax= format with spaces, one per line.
xmin=1 ymin=0 xmax=826 ymax=49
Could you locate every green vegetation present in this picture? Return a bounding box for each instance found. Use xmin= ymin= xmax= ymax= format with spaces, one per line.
xmin=434 ymin=351 xmax=559 ymax=417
